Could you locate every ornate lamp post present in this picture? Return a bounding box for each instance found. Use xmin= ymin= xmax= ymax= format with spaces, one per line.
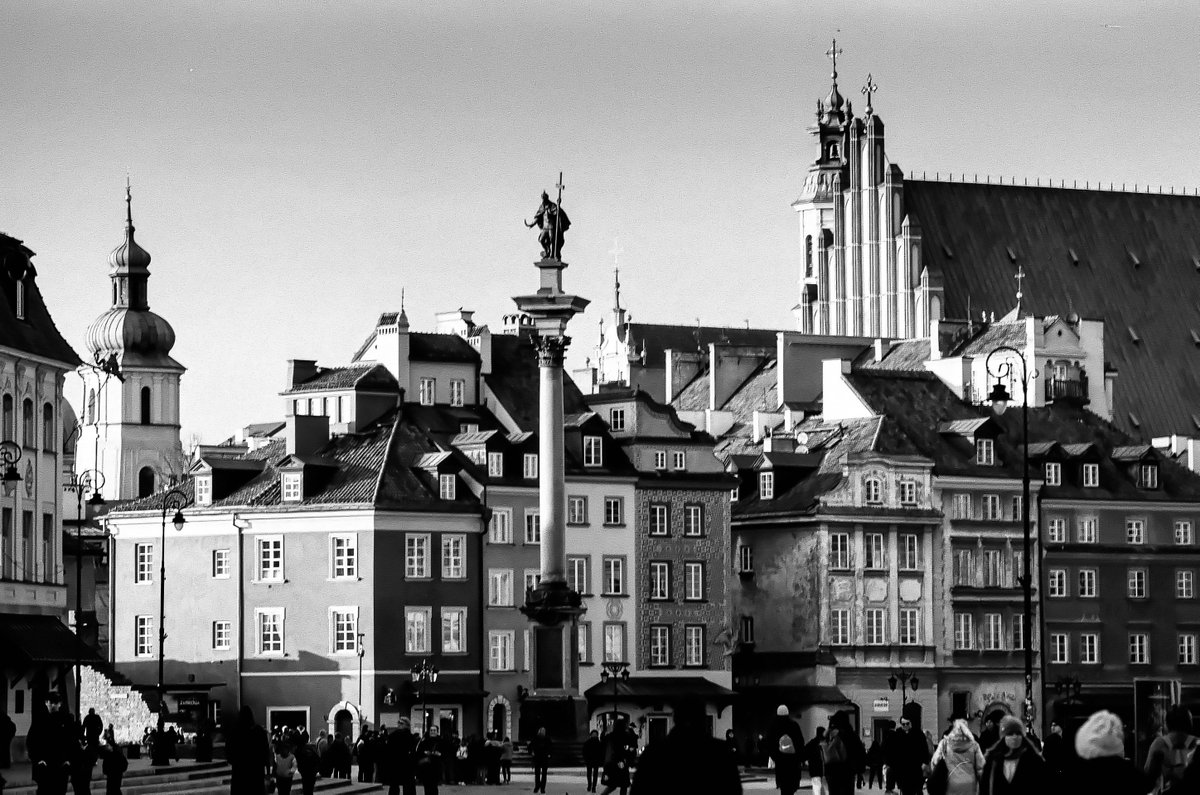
xmin=152 ymin=488 xmax=189 ymax=766
xmin=887 ymin=668 xmax=920 ymax=708
xmin=986 ymin=345 xmax=1037 ymax=728
xmin=357 ymin=633 xmax=366 ymax=711
xmin=0 ymin=441 xmax=22 ymax=487
xmin=410 ymin=658 xmax=439 ymax=736
xmin=64 ymin=468 xmax=106 ymax=726
xmin=599 ymin=661 xmax=630 ymax=731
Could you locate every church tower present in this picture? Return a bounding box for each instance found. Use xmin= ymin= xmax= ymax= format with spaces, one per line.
xmin=76 ymin=187 xmax=185 ymax=500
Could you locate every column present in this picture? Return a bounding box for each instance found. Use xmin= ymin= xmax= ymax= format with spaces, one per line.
xmin=535 ymin=335 xmax=569 ymax=586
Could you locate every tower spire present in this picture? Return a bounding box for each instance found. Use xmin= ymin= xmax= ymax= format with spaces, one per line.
xmin=822 ymin=38 xmax=845 ymax=122
xmin=608 ymin=237 xmax=625 ymax=312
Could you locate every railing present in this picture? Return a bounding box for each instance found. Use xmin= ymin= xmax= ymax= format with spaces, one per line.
xmin=1045 ymin=377 xmax=1089 ymax=403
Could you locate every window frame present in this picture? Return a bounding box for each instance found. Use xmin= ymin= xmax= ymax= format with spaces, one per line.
xmin=329 ymin=606 xmax=359 ymax=655
xmin=404 ymin=533 xmax=431 ymax=580
xmin=1078 ymin=568 xmax=1098 ymax=598
xmin=135 ymin=543 xmax=154 ymax=584
xmin=567 ymin=495 xmax=588 ymax=525
xmin=864 ymin=476 xmax=883 ymax=504
xmin=568 ymin=556 xmax=589 ymax=595
xmin=1126 ymin=517 xmax=1146 ymax=545
xmin=419 ymin=377 xmax=436 ymax=406
xmin=212 ymin=620 xmax=232 ymax=651
xmin=135 ymin=615 xmax=154 ymax=657
xmin=671 ymin=451 xmax=686 ymax=470
xmin=448 ymin=379 xmax=465 ymax=408
xmin=1129 ymin=633 xmax=1150 ymax=665
xmin=195 ymin=475 xmax=213 ymax=507
xmin=1044 ymin=462 xmax=1062 ymax=486
xmin=1127 ymin=568 xmax=1147 ymax=599
xmin=441 ymin=606 xmax=467 ymax=654
xmin=256 ymin=536 xmax=284 ymax=582
xmin=603 ymin=622 xmax=627 ymax=663
xmin=830 ymin=609 xmax=850 ymax=646
xmin=488 ymin=630 xmax=515 ymax=672
xmin=524 ymin=510 xmax=541 ymax=544
xmin=983 ymin=613 xmax=1003 ymax=651
xmin=281 ymin=472 xmax=303 ymax=503
xmin=1178 ymin=569 xmax=1195 ymax=599
xmin=684 ymin=561 xmax=705 ymax=601
xmin=899 ymin=534 xmax=920 ymax=571
xmin=1078 ymin=517 xmax=1098 ymax=544
xmin=583 ymin=435 xmax=603 ymax=467
xmin=1047 ymin=517 xmax=1067 ymax=544
xmin=684 ymin=625 xmax=705 ymax=667
xmin=212 ymin=548 xmax=231 ymax=579
xmin=898 ymin=480 xmax=917 ymax=506
xmin=603 ymin=497 xmax=624 ymax=526
xmin=1180 ymin=634 xmax=1197 ymax=666
xmin=649 ymin=625 xmax=671 ymax=667
xmin=441 ymin=534 xmax=466 ymax=580
xmin=898 ymin=608 xmax=920 ymax=646
xmin=864 ymin=533 xmax=886 ymax=570
xmin=648 ymin=561 xmax=671 ymax=600
xmin=488 ymin=568 xmax=514 ymax=607
xmin=683 ymin=504 xmax=704 ymax=537
xmin=523 ymin=454 xmax=539 ymax=479
xmin=1050 ymin=633 xmax=1069 ymax=664
xmin=487 ymin=452 xmax=504 ymax=478
xmin=405 ymin=606 xmax=432 ymax=654
xmin=864 ymin=608 xmax=886 ymax=646
xmin=982 ymin=494 xmax=1001 ymax=521
xmin=1176 ymin=521 xmax=1195 ymax=546
xmin=1083 ymin=462 xmax=1100 ymax=488
xmin=955 ymin=613 xmax=975 ymax=650
xmin=608 ymin=407 xmax=626 ymax=432
xmin=255 ymin=607 xmax=285 ymax=657
xmin=649 ymin=503 xmax=669 ymax=537
xmin=489 ymin=508 xmax=513 ymax=544
xmin=330 ymin=534 xmax=357 ymax=580
xmin=1140 ymin=463 xmax=1159 ymax=489
xmin=653 ymin=450 xmax=666 ymax=470
xmin=830 ymin=532 xmax=851 ymax=570
xmin=759 ymin=472 xmax=774 ymax=500
xmin=602 ymin=556 xmax=625 ymax=596
xmin=438 ymin=473 xmax=457 ymax=501
xmin=1080 ymin=633 xmax=1099 ymax=664
xmin=1048 ymin=569 xmax=1067 ymax=598
xmin=975 ymin=437 xmax=995 ymax=466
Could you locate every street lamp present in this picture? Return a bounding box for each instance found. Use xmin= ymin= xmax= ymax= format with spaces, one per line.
xmin=357 ymin=633 xmax=366 ymax=711
xmin=152 ymin=488 xmax=189 ymax=766
xmin=986 ymin=345 xmax=1037 ymax=729
xmin=410 ymin=658 xmax=439 ymax=736
xmin=64 ymin=468 xmax=106 ymax=727
xmin=599 ymin=661 xmax=630 ymax=731
xmin=887 ymin=668 xmax=920 ymax=708
xmin=0 ymin=440 xmax=22 ymax=487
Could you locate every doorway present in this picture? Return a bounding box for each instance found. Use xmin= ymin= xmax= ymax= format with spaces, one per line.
xmin=647 ymin=716 xmax=669 ymax=745
xmin=268 ymin=708 xmax=309 ymax=736
xmin=492 ymin=703 xmax=506 ymax=737
xmin=334 ymin=708 xmax=354 ymax=740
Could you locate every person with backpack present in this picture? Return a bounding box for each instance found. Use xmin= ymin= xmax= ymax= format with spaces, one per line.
xmin=1146 ymin=705 xmax=1198 ymax=794
xmin=766 ymin=705 xmax=804 ymax=795
xmin=804 ymin=727 xmax=827 ymax=795
xmin=1071 ymin=710 xmax=1143 ymax=793
xmin=100 ymin=739 xmax=127 ymax=795
xmin=824 ymin=711 xmax=865 ymax=795
xmin=927 ymin=719 xmax=984 ymax=795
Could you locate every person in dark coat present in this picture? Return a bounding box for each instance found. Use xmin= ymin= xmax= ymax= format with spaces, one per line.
xmin=823 ymin=711 xmax=865 ymax=795
xmin=294 ymin=741 xmax=320 ymax=795
xmin=483 ymin=733 xmax=503 ymax=785
xmin=529 ymin=727 xmax=552 ymax=794
xmin=227 ymin=705 xmax=271 ymax=795
xmin=582 ymin=729 xmax=603 ymax=792
xmin=380 ymin=717 xmax=417 ymax=795
xmin=100 ymin=739 xmax=127 ymax=795
xmin=889 ymin=715 xmax=929 ymax=795
xmin=598 ymin=719 xmax=636 ymax=795
xmin=26 ymin=693 xmax=78 ymax=795
xmin=195 ymin=721 xmax=214 ymax=764
xmin=355 ymin=729 xmax=375 ymax=782
xmin=414 ymin=726 xmax=443 ymax=795
xmin=979 ymin=716 xmax=1047 ymax=795
xmin=865 ymin=735 xmax=885 ymax=790
xmin=82 ymin=710 xmax=103 ymax=751
xmin=804 ymin=727 xmax=826 ymax=794
xmin=1069 ymin=711 xmax=1143 ymax=795
xmin=766 ymin=705 xmax=805 ymax=795
xmin=70 ymin=742 xmax=96 ymax=795
xmin=327 ymin=733 xmax=351 ymax=780
xmin=630 ymin=701 xmax=741 ymax=795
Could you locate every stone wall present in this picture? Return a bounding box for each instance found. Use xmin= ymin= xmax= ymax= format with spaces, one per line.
xmin=81 ymin=665 xmax=156 ymax=744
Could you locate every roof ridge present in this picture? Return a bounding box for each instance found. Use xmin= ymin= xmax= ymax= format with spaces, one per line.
xmin=369 ymin=411 xmax=403 ymax=506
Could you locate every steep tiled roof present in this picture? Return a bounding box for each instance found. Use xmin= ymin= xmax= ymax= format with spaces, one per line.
xmin=409 ymin=332 xmax=479 ymax=363
xmin=905 ymin=180 xmax=1200 ymax=438
xmin=0 ymin=234 xmax=81 ymax=365
xmin=624 ymin=322 xmax=778 ymax=369
xmin=953 ymin=321 xmax=1028 ymax=356
xmin=720 ymin=360 xmax=778 ymax=415
xmin=855 ymin=338 xmax=931 ymax=371
xmin=283 ymin=363 xmax=398 ymax=394
xmin=671 ymin=372 xmax=709 ymax=411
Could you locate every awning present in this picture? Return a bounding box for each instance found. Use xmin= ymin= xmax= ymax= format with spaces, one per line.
xmin=583 ymin=676 xmax=737 ymax=712
xmin=734 ymin=684 xmax=852 ymax=706
xmin=0 ymin=613 xmax=102 ymax=668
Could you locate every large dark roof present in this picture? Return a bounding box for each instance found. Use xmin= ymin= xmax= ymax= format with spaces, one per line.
xmin=0 ymin=234 xmax=80 ymax=365
xmin=624 ymin=322 xmax=778 ymax=369
xmin=283 ymin=363 xmax=398 ymax=394
xmin=905 ymin=179 xmax=1200 ymax=438
xmin=484 ymin=332 xmax=591 ymax=432
xmin=410 ymin=332 xmax=480 ymax=363
xmin=0 ymin=613 xmax=101 ymax=666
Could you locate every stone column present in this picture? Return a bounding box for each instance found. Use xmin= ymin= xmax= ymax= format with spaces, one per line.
xmin=536 ymin=335 xmax=569 ymax=586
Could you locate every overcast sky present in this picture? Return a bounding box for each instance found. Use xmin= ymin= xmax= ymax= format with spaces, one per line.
xmin=4 ymin=1 xmax=1197 ymax=443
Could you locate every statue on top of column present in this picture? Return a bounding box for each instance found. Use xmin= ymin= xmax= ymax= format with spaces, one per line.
xmin=525 ymin=190 xmax=570 ymax=260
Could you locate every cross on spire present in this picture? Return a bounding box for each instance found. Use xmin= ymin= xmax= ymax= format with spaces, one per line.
xmin=862 ymin=73 xmax=878 ymax=115
xmin=1015 ymin=265 xmax=1027 ymax=315
xmin=825 ymin=38 xmax=842 ymax=79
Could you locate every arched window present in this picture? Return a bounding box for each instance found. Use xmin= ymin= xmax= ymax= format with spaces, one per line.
xmin=87 ymin=389 xmax=96 ymax=425
xmin=14 ymin=280 xmax=25 ymax=320
xmin=805 ymin=235 xmax=813 ymax=276
xmin=137 ymin=467 xmax=155 ymax=498
xmin=140 ymin=387 xmax=151 ymax=425
xmin=1 ymin=395 xmax=12 ymax=441
xmin=22 ymin=399 xmax=34 ymax=447
xmin=864 ymin=475 xmax=883 ymax=504
xmin=42 ymin=403 xmax=53 ymax=451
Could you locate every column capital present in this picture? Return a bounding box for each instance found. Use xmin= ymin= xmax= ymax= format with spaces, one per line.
xmin=534 ymin=335 xmax=571 ymax=367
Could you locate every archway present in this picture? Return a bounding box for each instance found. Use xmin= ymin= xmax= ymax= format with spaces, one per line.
xmin=138 ymin=467 xmax=156 ymax=498
xmin=486 ymin=695 xmax=512 ymax=739
xmin=324 ymin=700 xmax=364 ymax=742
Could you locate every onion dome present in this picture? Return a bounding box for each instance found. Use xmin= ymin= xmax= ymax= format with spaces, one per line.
xmin=109 ymin=188 xmax=151 ymax=273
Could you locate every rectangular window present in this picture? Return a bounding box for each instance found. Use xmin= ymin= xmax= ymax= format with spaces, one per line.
xmin=1083 ymin=463 xmax=1100 ymax=488
xmin=1051 ymin=633 xmax=1070 ymax=664
xmin=955 ymin=613 xmax=974 ymax=650
xmin=759 ymin=472 xmax=774 ymax=499
xmin=649 ymin=504 xmax=669 ymax=536
xmin=135 ymin=616 xmax=154 ymax=657
xmin=135 ymin=543 xmax=154 ymax=583
xmin=684 ymin=505 xmax=703 ymax=536
xmin=441 ymin=534 xmax=465 ymax=579
xmin=1180 ymin=634 xmax=1197 ymax=665
xmin=405 ymin=607 xmax=431 ymax=654
xmin=405 ymin=534 xmax=430 ymax=579
xmin=489 ymin=508 xmax=512 ymax=544
xmin=983 ymin=549 xmax=1002 ymax=587
xmin=583 ymin=436 xmax=603 ymax=467
xmin=256 ymin=608 xmax=283 ymax=655
xmin=523 ymin=454 xmax=538 ymax=479
xmin=1127 ymin=568 xmax=1147 ymax=599
xmin=731 ymin=486 xmax=739 ymax=502
xmin=442 ymin=607 xmax=466 ymax=653
xmin=195 ymin=475 xmax=213 ymax=506
xmin=1011 ymin=495 xmax=1023 ymax=520
xmin=1080 ymin=633 xmax=1099 ymax=664
xmin=1079 ymin=568 xmax=1097 ymax=598
xmin=439 ymin=474 xmax=456 ymax=500
xmin=1126 ymin=518 xmax=1145 ymax=544
xmin=1012 ymin=614 xmax=1025 ymax=650
xmin=654 ymin=450 xmax=667 ymax=470
xmin=649 ymin=561 xmax=671 ymax=600
xmin=488 ymin=569 xmax=513 ymax=607
xmin=952 ymin=493 xmax=971 ymax=519
xmin=1129 ymin=633 xmax=1149 ymax=665
xmin=672 ymin=451 xmax=686 ymax=470
xmin=488 ymin=452 xmax=504 ymax=478
xmin=899 ymin=608 xmax=920 ymax=646
xmin=830 ymin=533 xmax=850 ymax=569
xmin=982 ymin=494 xmax=1001 ymax=520
xmin=864 ymin=533 xmax=885 ymax=570
xmin=568 ymin=556 xmax=588 ymax=594
xmin=1045 ymin=462 xmax=1061 ymax=486
xmin=984 ymin=614 xmax=1003 ymax=650
xmin=336 ymin=395 xmax=344 ymax=423
xmin=649 ymin=625 xmax=670 ymax=667
xmin=608 ymin=408 xmax=626 ymax=432
xmin=684 ymin=625 xmax=705 ymax=667
xmin=330 ymin=535 xmax=357 ymax=579
xmin=488 ymin=630 xmax=515 ymax=672
xmin=257 ymin=536 xmax=283 ymax=582
xmin=976 ymin=437 xmax=995 ymax=465
xmin=419 ymin=378 xmax=436 ymax=406
xmin=567 ymin=496 xmax=587 ymax=525
xmin=1140 ymin=463 xmax=1159 ymax=489
xmin=212 ymin=548 xmax=230 ymax=579
xmin=577 ymin=621 xmax=591 ymax=663
xmin=1047 ymin=518 xmax=1066 ymax=544
xmin=737 ymin=543 xmax=753 ymax=573
xmin=1048 ymin=569 xmax=1067 ymax=597
xmin=281 ymin=472 xmax=302 ymax=502
xmin=899 ymin=480 xmax=917 ymax=505
xmin=524 ymin=569 xmax=541 ymax=594
xmin=898 ymin=534 xmax=919 ymax=570
xmin=603 ymin=557 xmax=624 ymax=595
xmin=1078 ymin=517 xmax=1098 ymax=544
xmin=604 ymin=497 xmax=624 ymax=526
xmin=603 ymin=622 xmax=626 ymax=662
xmin=955 ymin=549 xmax=975 ymax=587
xmin=831 ymin=609 xmax=851 ymax=646
xmin=524 ymin=510 xmax=541 ymax=544
xmin=684 ymin=561 xmax=705 ymax=600
xmin=449 ymin=379 xmax=465 ymax=407
xmin=865 ymin=609 xmax=886 ymax=645
xmin=1176 ymin=521 xmax=1195 ymax=546
xmin=212 ymin=620 xmax=231 ymax=651
xmin=1178 ymin=570 xmax=1195 ymax=599
xmin=331 ymin=608 xmax=358 ymax=653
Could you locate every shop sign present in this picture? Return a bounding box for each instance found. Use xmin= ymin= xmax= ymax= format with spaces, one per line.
xmin=872 ymin=697 xmax=889 ymax=712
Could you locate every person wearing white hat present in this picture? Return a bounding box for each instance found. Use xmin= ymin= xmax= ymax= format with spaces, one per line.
xmin=1072 ymin=710 xmax=1143 ymax=793
xmin=767 ymin=705 xmax=805 ymax=795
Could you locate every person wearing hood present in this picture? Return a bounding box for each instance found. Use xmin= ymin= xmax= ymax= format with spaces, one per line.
xmin=929 ymin=719 xmax=984 ymax=795
xmin=1145 ymin=705 xmax=1198 ymax=793
xmin=979 ymin=716 xmax=1046 ymax=795
xmin=1071 ymin=710 xmax=1143 ymax=793
xmin=765 ymin=705 xmax=805 ymax=795
xmin=630 ymin=701 xmax=741 ymax=795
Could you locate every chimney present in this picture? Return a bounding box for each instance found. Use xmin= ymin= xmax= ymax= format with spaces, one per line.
xmin=928 ymin=319 xmax=942 ymax=360
xmin=471 ymin=325 xmax=493 ymax=376
xmin=435 ymin=308 xmax=476 ymax=336
xmin=287 ymin=359 xmax=318 ymax=387
xmin=286 ymin=414 xmax=330 ymax=458
xmin=873 ymin=338 xmax=886 ymax=363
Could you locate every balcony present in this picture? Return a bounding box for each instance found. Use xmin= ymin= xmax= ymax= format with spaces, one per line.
xmin=1045 ymin=376 xmax=1089 ymax=405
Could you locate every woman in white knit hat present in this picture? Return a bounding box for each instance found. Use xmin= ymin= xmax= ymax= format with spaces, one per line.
xmin=1071 ymin=710 xmax=1144 ymax=793
xmin=928 ymin=718 xmax=984 ymax=795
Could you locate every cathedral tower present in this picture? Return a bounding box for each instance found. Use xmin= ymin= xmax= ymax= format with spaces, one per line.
xmin=76 ymin=187 xmax=185 ymax=499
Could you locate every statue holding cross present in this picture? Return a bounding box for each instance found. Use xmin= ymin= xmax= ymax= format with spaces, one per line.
xmin=526 ymin=173 xmax=571 ymax=260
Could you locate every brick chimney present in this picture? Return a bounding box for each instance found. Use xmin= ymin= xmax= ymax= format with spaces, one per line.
xmin=287 ymin=359 xmax=318 ymax=387
xmin=286 ymin=414 xmax=330 ymax=458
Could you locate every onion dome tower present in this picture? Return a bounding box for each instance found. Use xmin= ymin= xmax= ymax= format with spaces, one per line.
xmin=76 ymin=186 xmax=185 ymax=500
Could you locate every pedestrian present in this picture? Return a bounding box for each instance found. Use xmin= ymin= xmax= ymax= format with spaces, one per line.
xmin=294 ymin=741 xmax=319 ymax=795
xmin=500 ymin=735 xmax=513 ymax=784
xmin=599 ymin=718 xmax=635 ymax=795
xmin=272 ymin=741 xmax=297 ymax=795
xmin=1067 ymin=710 xmax=1142 ymax=794
xmin=582 ymin=729 xmax=603 ymax=792
xmin=630 ymin=700 xmax=741 ymax=795
xmin=978 ymin=713 xmax=1001 ymax=753
xmin=380 ymin=717 xmax=416 ymax=795
xmin=315 ymin=731 xmax=330 ymax=778
xmin=530 ymin=726 xmax=552 ymax=794
xmin=82 ymin=710 xmax=103 ymax=751
xmin=824 ymin=711 xmax=865 ymax=795
xmin=414 ymin=726 xmax=443 ymax=795
xmin=484 ymin=733 xmax=502 ymax=785
xmin=26 ymin=692 xmax=77 ymax=795
xmin=355 ymin=729 xmax=374 ymax=782
xmin=725 ymin=729 xmax=740 ymax=768
xmin=70 ymin=740 xmax=95 ymax=795
xmin=881 ymin=720 xmax=900 ymax=792
xmin=928 ymin=719 xmax=983 ymax=795
xmin=1039 ymin=722 xmax=1065 ymax=783
xmin=0 ymin=712 xmax=15 ymax=768
xmin=888 ymin=715 xmax=929 ymax=795
xmin=865 ymin=734 xmax=885 ymax=790
xmin=100 ymin=739 xmax=127 ymax=795
xmin=227 ymin=705 xmax=271 ymax=795
xmin=979 ymin=716 xmax=1046 ymax=795
xmin=327 ymin=733 xmax=351 ymax=780
xmin=196 ymin=721 xmax=214 ymax=763
xmin=766 ymin=705 xmax=804 ymax=795
xmin=1145 ymin=704 xmax=1198 ymax=793
xmin=805 ymin=727 xmax=827 ymax=795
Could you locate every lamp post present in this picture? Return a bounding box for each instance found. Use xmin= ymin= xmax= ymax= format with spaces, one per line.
xmin=152 ymin=488 xmax=189 ymax=766
xmin=887 ymin=668 xmax=920 ymax=708
xmin=410 ymin=658 xmax=439 ymax=736
xmin=985 ymin=345 xmax=1037 ymax=729
xmin=64 ymin=469 xmax=106 ymax=727
xmin=0 ymin=441 xmax=21 ymax=487
xmin=599 ymin=660 xmax=630 ymax=732
xmin=357 ymin=633 xmax=366 ymax=711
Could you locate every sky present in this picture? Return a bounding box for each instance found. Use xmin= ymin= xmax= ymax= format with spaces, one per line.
xmin=4 ymin=0 xmax=1199 ymax=444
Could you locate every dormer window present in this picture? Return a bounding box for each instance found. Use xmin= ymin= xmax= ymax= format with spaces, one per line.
xmin=419 ymin=377 xmax=436 ymax=406
xmin=439 ymin=473 xmax=456 ymax=500
xmin=282 ymin=472 xmax=303 ymax=502
xmin=1045 ymin=462 xmax=1061 ymax=486
xmin=523 ymin=454 xmax=539 ymax=480
xmin=1139 ymin=463 xmax=1159 ymax=489
xmin=672 ymin=451 xmax=686 ymax=470
xmin=449 ymin=379 xmax=465 ymax=407
xmin=195 ymin=475 xmax=213 ymax=507
xmin=1083 ymin=463 xmax=1100 ymax=488
xmin=730 ymin=486 xmax=739 ymax=502
xmin=609 ymin=408 xmax=626 ymax=432
xmin=864 ymin=476 xmax=883 ymax=504
xmin=654 ymin=451 xmax=667 ymax=470
xmin=976 ymin=438 xmax=995 ymax=466
xmin=487 ymin=452 xmax=504 ymax=478
xmin=898 ymin=480 xmax=917 ymax=506
xmin=14 ymin=279 xmax=24 ymax=320
xmin=583 ymin=436 xmax=603 ymax=467
xmin=759 ymin=472 xmax=774 ymax=500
